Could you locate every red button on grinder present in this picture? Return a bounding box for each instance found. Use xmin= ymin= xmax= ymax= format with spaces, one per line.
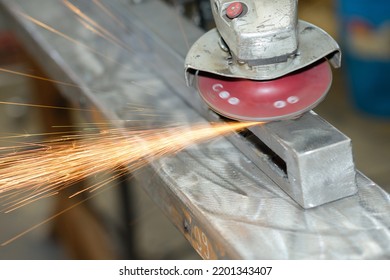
xmin=226 ymin=2 xmax=244 ymax=19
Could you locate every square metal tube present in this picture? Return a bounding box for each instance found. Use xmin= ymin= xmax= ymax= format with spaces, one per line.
xmin=245 ymin=112 xmax=357 ymax=208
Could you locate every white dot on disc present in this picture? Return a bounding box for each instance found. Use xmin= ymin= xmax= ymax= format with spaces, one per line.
xmin=219 ymin=91 xmax=230 ymax=99
xmin=228 ymin=97 xmax=240 ymax=105
xmin=287 ymin=96 xmax=299 ymax=104
xmin=274 ymin=100 xmax=286 ymax=108
xmin=212 ymin=83 xmax=223 ymax=92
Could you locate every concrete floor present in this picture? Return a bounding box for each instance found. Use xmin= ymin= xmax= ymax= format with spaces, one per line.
xmin=0 ymin=3 xmax=389 ymax=260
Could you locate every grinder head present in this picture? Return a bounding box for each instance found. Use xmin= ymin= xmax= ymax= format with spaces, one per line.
xmin=185 ymin=0 xmax=341 ymax=121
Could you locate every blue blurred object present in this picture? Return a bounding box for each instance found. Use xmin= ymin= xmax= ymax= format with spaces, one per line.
xmin=338 ymin=0 xmax=390 ymax=117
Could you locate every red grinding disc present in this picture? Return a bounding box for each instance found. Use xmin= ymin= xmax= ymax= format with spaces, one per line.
xmin=196 ymin=60 xmax=332 ymax=121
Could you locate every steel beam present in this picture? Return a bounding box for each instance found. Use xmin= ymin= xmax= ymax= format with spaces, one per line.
xmin=1 ymin=0 xmax=389 ymax=259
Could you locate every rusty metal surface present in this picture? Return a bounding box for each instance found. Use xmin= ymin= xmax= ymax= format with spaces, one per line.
xmin=1 ymin=0 xmax=389 ymax=259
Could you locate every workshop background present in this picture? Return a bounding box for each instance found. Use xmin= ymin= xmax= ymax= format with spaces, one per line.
xmin=0 ymin=0 xmax=389 ymax=259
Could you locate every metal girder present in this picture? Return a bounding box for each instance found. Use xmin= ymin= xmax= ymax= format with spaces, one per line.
xmin=1 ymin=0 xmax=389 ymax=259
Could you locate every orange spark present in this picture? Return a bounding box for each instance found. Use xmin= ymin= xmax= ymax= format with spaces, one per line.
xmin=15 ymin=11 xmax=131 ymax=70
xmin=16 ymin=11 xmax=98 ymax=56
xmin=92 ymin=0 xmax=126 ymax=29
xmin=0 ymin=100 xmax=96 ymax=112
xmin=0 ymin=122 xmax=259 ymax=212
xmin=0 ymin=67 xmax=79 ymax=88
xmin=63 ymin=0 xmax=131 ymax=53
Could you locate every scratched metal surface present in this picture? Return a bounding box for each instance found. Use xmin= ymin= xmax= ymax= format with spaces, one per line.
xmin=1 ymin=0 xmax=389 ymax=259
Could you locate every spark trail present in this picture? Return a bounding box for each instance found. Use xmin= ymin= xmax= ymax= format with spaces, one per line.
xmin=0 ymin=3 xmax=260 ymax=246
xmin=0 ymin=122 xmax=258 ymax=212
